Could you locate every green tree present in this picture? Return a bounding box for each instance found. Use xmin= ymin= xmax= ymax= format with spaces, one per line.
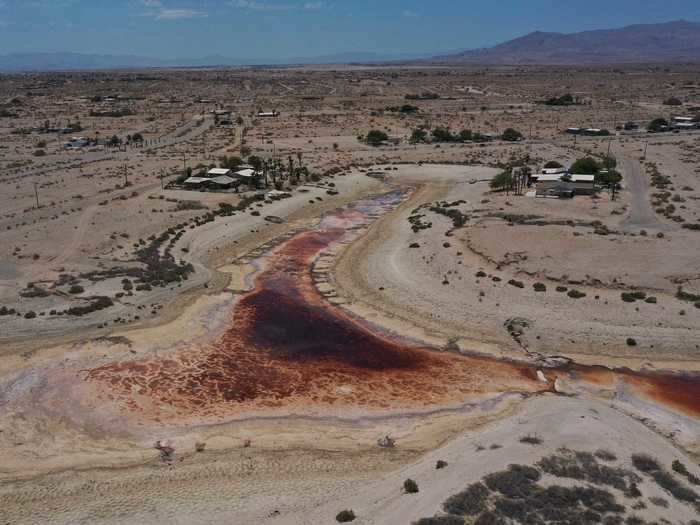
xmin=501 ymin=128 xmax=524 ymax=142
xmin=647 ymin=118 xmax=669 ymax=132
xmin=570 ymin=157 xmax=601 ymax=175
xmin=431 ymin=127 xmax=454 ymax=142
xmin=458 ymin=129 xmax=473 ymax=141
xmin=409 ymin=128 xmax=428 ymax=143
xmin=543 ymin=160 xmax=563 ymax=169
xmin=489 ymin=171 xmax=514 ymax=192
xmin=365 ymin=130 xmax=389 ymax=146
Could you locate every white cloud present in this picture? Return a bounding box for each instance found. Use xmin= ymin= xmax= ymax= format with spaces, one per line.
xmin=232 ymin=0 xmax=324 ymax=11
xmin=142 ymin=7 xmax=208 ymax=20
xmin=141 ymin=0 xmax=162 ymax=6
xmin=402 ymin=10 xmax=418 ymax=18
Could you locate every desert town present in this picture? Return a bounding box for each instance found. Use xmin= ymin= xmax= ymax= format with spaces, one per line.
xmin=1 ymin=63 xmax=700 ymax=524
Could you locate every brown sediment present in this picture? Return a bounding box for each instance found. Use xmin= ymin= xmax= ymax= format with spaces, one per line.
xmin=83 ymin=191 xmax=700 ymax=425
xmin=84 ymin=192 xmax=545 ymax=422
xmin=622 ymin=371 xmax=700 ymax=418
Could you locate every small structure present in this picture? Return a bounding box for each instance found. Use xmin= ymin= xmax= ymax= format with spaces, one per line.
xmin=257 ymin=110 xmax=279 ymax=118
xmin=536 ymin=181 xmax=575 ymax=199
xmin=535 ymin=174 xmax=595 ymax=197
xmin=208 ymin=175 xmax=236 ymax=189
xmin=183 ymin=176 xmax=208 ymax=188
xmin=207 ymin=168 xmax=232 ymax=177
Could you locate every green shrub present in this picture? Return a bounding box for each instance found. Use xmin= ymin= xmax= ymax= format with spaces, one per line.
xmin=335 ymin=509 xmax=356 ymax=522
xmin=567 ymin=289 xmax=586 ymax=299
xmin=508 ymin=279 xmax=524 ymax=289
xmin=68 ymin=284 xmax=84 ymax=294
xmin=436 ymin=460 xmax=448 ymax=469
xmin=533 ymin=282 xmax=546 ymax=292
xmin=404 ymin=478 xmax=419 ymax=494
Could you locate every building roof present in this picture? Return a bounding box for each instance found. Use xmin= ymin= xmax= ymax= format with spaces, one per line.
xmin=209 ymin=175 xmax=236 ymax=185
xmin=184 ymin=177 xmax=208 ymax=184
xmin=207 ymin=168 xmax=232 ymax=176
xmin=541 ymin=167 xmax=568 ymax=175
xmin=673 ymin=116 xmax=694 ymax=122
xmin=234 ymin=168 xmax=256 ymax=178
xmin=537 ymin=174 xmax=594 ymax=183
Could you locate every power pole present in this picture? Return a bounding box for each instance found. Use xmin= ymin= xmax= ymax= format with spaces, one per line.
xmin=182 ymin=152 xmax=187 ymax=178
xmin=643 ymin=140 xmax=648 ymax=158
xmin=160 ymin=169 xmax=164 ymax=190
xmin=123 ymin=163 xmax=128 ymax=186
xmin=34 ymin=182 xmax=39 ymax=208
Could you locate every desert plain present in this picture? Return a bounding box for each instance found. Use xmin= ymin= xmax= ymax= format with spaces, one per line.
xmin=0 ymin=64 xmax=699 ymax=524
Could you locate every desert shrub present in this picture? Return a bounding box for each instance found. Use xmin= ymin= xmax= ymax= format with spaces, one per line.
xmin=626 ymin=338 xmax=637 ymax=347
xmin=519 ymin=435 xmax=542 ymax=445
xmin=404 ymin=479 xmax=419 ymax=494
xmin=476 ymin=271 xmax=487 ymax=278
xmin=533 ymin=282 xmax=546 ymax=292
xmin=672 ymin=460 xmax=689 ymax=475
xmin=443 ymin=482 xmax=489 ymax=515
xmin=644 ymin=296 xmax=657 ymax=304
xmin=595 ymin=450 xmax=617 ymax=462
xmin=508 ymin=279 xmax=524 ymax=289
xmin=649 ymin=496 xmax=668 ymax=508
xmin=567 ymin=289 xmax=586 ymax=299
xmin=33 ymin=149 xmax=46 ymax=157
xmin=24 ymin=311 xmax=37 ymax=319
xmin=556 ymin=286 xmax=568 ymax=292
xmin=621 ymin=291 xmax=646 ymax=302
xmin=414 ymin=517 xmax=464 ymax=525
xmin=409 ymin=242 xmax=420 ymax=248
xmin=538 ymin=450 xmax=638 ymax=492
xmin=631 ymin=454 xmax=660 ymax=473
xmin=484 ymin=464 xmax=540 ymax=498
xmin=335 ymin=509 xmax=356 ymax=522
xmin=175 ymin=200 xmax=207 ymax=211
xmin=436 ymin=460 xmax=448 ymax=469
xmin=68 ymin=284 xmax=84 ymax=294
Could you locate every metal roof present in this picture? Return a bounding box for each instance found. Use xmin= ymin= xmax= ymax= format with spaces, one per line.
xmin=207 ymin=168 xmax=232 ymax=176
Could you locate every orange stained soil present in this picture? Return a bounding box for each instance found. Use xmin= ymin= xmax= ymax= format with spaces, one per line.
xmin=84 ymin=193 xmax=545 ymax=422
xmin=84 ymin=191 xmax=700 ymax=423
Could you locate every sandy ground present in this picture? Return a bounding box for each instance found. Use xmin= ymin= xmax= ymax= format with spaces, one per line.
xmin=1 ymin=66 xmax=700 ymax=525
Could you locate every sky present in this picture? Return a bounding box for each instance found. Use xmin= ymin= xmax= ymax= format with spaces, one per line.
xmin=0 ymin=0 xmax=699 ymax=60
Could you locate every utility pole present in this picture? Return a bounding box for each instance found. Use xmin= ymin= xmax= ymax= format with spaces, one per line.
xmin=643 ymin=140 xmax=648 ymax=158
xmin=182 ymin=152 xmax=187 ymax=178
xmin=160 ymin=168 xmax=164 ymax=190
xmin=34 ymin=182 xmax=40 ymax=208
xmin=606 ymin=136 xmax=612 ymax=158
xmin=123 ymin=163 xmax=128 ymax=187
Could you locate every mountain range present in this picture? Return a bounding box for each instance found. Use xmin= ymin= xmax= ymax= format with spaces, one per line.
xmin=0 ymin=20 xmax=698 ymax=71
xmin=428 ymin=20 xmax=700 ymax=65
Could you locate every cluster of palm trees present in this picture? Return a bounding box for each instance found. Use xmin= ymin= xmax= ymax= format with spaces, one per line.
xmin=254 ymin=151 xmax=311 ymax=190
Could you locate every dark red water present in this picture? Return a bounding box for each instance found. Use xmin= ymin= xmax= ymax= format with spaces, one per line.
xmin=84 ymin=191 xmax=700 ymax=422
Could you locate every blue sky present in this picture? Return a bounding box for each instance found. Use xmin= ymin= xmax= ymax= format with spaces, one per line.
xmin=0 ymin=0 xmax=699 ymax=59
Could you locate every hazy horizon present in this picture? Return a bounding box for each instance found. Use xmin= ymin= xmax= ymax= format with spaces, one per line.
xmin=0 ymin=0 xmax=699 ymax=61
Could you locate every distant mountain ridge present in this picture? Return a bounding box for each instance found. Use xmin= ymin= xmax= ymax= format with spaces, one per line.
xmin=1 ymin=20 xmax=699 ymax=71
xmin=428 ymin=20 xmax=700 ymax=64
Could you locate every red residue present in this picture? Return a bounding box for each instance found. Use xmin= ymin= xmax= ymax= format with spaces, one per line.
xmin=84 ymin=193 xmax=700 ymax=423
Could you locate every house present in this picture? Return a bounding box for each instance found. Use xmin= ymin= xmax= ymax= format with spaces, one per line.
xmin=183 ymin=176 xmax=208 ymax=188
xmin=257 ymin=111 xmax=279 ymax=118
xmin=565 ymin=127 xmax=582 ymax=135
xmin=233 ymin=168 xmax=256 ymax=181
xmin=536 ymin=182 xmax=575 ymax=199
xmin=535 ymin=174 xmax=595 ymax=197
xmin=207 ymin=175 xmax=236 ymax=189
